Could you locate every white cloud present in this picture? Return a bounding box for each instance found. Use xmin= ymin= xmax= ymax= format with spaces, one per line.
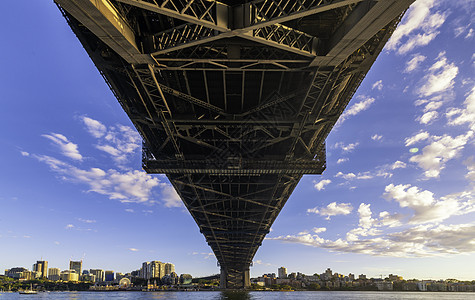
xmin=466 ymin=28 xmax=474 ymax=39
xmin=335 ymin=172 xmax=372 ymax=180
xmin=312 ymin=227 xmax=327 ymax=234
xmin=336 ymin=158 xmax=348 ymax=164
xmin=334 ymin=142 xmax=359 ymax=152
xmin=446 ymin=85 xmax=475 ymax=131
xmin=371 ymin=134 xmax=382 ymax=141
xmin=65 ymin=224 xmax=74 ymax=229
xmin=160 ymin=184 xmax=182 ymax=208
xmin=423 ymin=101 xmax=443 ymax=112
xmin=268 ymin=220 xmax=475 ymax=257
xmin=42 ymin=133 xmax=83 ymax=161
xmin=386 ymin=0 xmax=446 ymax=55
xmin=83 ymin=117 xmax=141 ymax=165
xmin=409 ymin=131 xmax=474 ymax=178
xmin=192 ymin=252 xmax=215 ymax=260
xmin=335 ymin=172 xmax=356 ymax=180
xmin=418 ymin=110 xmax=438 ymax=124
xmin=125 ymin=209 xmax=134 ymax=213
xmin=129 ymin=248 xmax=139 ymax=252
xmin=372 ymin=80 xmax=383 ymax=91
xmin=313 ymin=179 xmax=331 ymax=191
xmin=77 ymin=218 xmax=96 ymax=224
xmin=378 ymin=211 xmax=403 ymax=228
xmin=253 ymin=260 xmax=273 ymax=266
xmin=384 ymin=184 xmax=475 ymax=224
xmin=33 ymin=154 xmax=160 ymax=204
xmin=357 ymin=203 xmax=375 ymax=229
xmin=20 ymin=151 xmax=30 ymax=157
xmin=418 ymin=53 xmax=459 ymax=97
xmin=82 ymin=116 xmax=107 ymax=138
xmin=465 ymin=157 xmax=475 ymax=182
xmin=307 ymin=202 xmax=353 ymax=220
xmin=405 ymin=131 xmax=430 ymax=146
xmin=338 ymin=96 xmax=375 ymax=124
xmin=391 ymin=161 xmax=407 ymax=170
xmin=404 ymin=54 xmax=426 ymax=72
xmin=373 ymin=161 xmax=408 ymax=179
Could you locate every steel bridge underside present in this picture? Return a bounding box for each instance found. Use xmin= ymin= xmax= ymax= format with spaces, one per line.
xmin=56 ymin=0 xmax=413 ymax=289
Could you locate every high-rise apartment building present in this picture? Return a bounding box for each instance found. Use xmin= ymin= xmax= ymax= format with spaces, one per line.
xmin=69 ymin=260 xmax=82 ymax=276
xmin=89 ymin=269 xmax=105 ymax=282
xmin=105 ymin=270 xmax=115 ymax=282
xmin=48 ymin=268 xmax=61 ymax=281
xmin=278 ymin=267 xmax=287 ymax=279
xmin=33 ymin=261 xmax=48 ymax=278
xmin=164 ymin=263 xmax=175 ymax=276
xmin=150 ymin=261 xmax=165 ymax=279
xmin=115 ymin=272 xmax=125 ymax=281
xmin=140 ymin=262 xmax=151 ymax=279
xmin=140 ymin=261 xmax=175 ymax=279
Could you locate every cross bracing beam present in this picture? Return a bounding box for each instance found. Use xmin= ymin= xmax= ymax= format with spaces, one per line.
xmin=154 ymin=58 xmax=312 ymax=71
xmin=115 ymin=0 xmax=360 ymax=57
xmin=115 ymin=0 xmax=230 ymax=31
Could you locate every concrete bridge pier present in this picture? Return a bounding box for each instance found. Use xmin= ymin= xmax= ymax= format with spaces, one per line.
xmin=220 ymin=266 xmax=250 ymax=289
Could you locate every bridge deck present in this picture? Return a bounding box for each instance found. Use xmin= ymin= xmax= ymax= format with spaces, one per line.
xmin=56 ymin=0 xmax=414 ymax=289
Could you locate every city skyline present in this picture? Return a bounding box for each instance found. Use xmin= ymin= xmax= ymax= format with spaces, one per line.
xmin=1 ymin=0 xmax=474 ymax=280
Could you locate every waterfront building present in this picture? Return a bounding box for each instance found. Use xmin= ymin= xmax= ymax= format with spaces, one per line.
xmin=90 ymin=269 xmax=105 ymax=282
xmin=105 ymin=270 xmax=115 ymax=282
xmin=164 ymin=263 xmax=175 ymax=275
xmin=162 ymin=272 xmax=178 ymax=285
xmin=82 ymin=273 xmax=96 ymax=282
xmin=5 ymin=267 xmax=28 ymax=279
xmin=359 ymin=274 xmax=367 ymax=280
xmin=151 ymin=261 xmax=165 ymax=279
xmin=19 ymin=271 xmax=41 ymax=280
xmin=140 ymin=262 xmax=151 ymax=279
xmin=115 ymin=272 xmax=125 ymax=281
xmin=278 ymin=267 xmax=287 ymax=279
xmin=48 ymin=268 xmax=61 ymax=281
xmin=60 ymin=270 xmax=79 ymax=282
xmin=33 ymin=260 xmax=48 ymax=278
xmin=388 ymin=274 xmax=403 ymax=281
xmin=374 ymin=280 xmax=393 ymax=291
xmin=320 ymin=268 xmax=333 ymax=281
xmin=69 ymin=260 xmax=82 ymax=276
xmin=140 ymin=261 xmax=174 ymax=279
xmin=180 ymin=274 xmax=192 ymax=285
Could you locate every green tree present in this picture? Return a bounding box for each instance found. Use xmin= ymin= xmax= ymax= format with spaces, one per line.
xmin=307 ymin=283 xmax=321 ymax=290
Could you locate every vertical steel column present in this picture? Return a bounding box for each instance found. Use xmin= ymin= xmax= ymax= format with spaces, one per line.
xmin=220 ymin=266 xmax=251 ymax=289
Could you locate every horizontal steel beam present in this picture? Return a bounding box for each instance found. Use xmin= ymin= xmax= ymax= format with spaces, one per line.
xmin=144 ymin=159 xmax=325 ymax=175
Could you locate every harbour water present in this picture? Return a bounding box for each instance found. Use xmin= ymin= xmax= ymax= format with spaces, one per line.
xmin=0 ymin=291 xmax=474 ymax=299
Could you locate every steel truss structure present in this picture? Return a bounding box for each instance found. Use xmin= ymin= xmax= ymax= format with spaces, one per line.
xmin=55 ymin=0 xmax=414 ymax=289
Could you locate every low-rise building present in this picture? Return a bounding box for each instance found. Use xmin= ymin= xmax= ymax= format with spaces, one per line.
xmin=60 ymin=270 xmax=79 ymax=282
xmin=48 ymin=268 xmax=61 ymax=281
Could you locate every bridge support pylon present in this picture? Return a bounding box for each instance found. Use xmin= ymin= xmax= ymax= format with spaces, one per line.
xmin=220 ymin=266 xmax=250 ymax=289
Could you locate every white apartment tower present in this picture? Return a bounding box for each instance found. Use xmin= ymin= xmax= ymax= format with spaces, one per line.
xmin=278 ymin=267 xmax=287 ymax=279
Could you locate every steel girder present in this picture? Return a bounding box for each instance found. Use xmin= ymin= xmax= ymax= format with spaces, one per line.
xmin=56 ymin=0 xmax=414 ymax=289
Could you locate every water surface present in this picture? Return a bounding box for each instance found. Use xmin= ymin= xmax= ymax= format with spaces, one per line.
xmin=0 ymin=291 xmax=474 ymax=299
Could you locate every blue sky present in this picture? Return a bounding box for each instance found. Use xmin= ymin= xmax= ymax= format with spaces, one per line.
xmin=1 ymin=0 xmax=474 ymax=280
